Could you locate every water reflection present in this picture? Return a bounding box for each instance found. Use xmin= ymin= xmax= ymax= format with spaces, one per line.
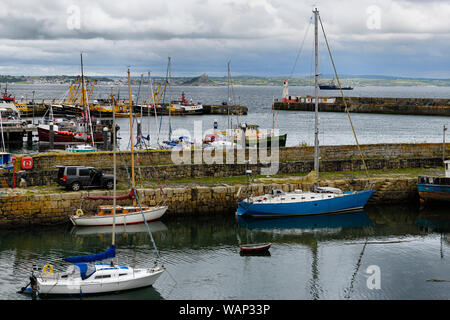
xmin=236 ymin=211 xmax=373 ymax=235
xmin=1 ymin=206 xmax=449 ymax=300
xmin=237 ymin=211 xmax=373 ymax=300
xmin=70 ymin=221 xmax=168 ymax=237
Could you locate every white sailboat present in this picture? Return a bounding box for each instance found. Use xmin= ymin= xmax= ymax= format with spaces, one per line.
xmin=70 ymin=68 xmax=168 ymax=227
xmin=20 ymin=72 xmax=165 ymax=295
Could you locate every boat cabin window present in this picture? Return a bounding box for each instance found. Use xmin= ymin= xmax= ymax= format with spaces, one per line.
xmin=271 ymin=189 xmax=284 ymax=196
xmin=95 ymin=274 xmax=111 ymax=279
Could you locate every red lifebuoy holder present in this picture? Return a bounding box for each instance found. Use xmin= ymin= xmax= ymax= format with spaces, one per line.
xmin=21 ymin=157 xmax=33 ymax=170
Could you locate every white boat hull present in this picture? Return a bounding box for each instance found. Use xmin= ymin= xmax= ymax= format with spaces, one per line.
xmin=70 ymin=206 xmax=168 ymax=227
xmin=36 ymin=266 xmax=164 ymax=295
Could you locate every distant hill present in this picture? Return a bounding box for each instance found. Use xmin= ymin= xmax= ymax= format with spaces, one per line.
xmin=180 ymin=73 xmax=216 ymax=86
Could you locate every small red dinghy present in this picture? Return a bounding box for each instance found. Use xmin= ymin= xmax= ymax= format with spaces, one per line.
xmin=239 ymin=243 xmax=271 ymax=253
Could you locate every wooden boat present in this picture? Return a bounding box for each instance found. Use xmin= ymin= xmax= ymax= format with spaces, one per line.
xmin=70 ymin=68 xmax=168 ymax=228
xmin=70 ymin=204 xmax=167 ymax=227
xmin=239 ymin=243 xmax=271 ymax=253
xmin=418 ymin=160 xmax=450 ymax=204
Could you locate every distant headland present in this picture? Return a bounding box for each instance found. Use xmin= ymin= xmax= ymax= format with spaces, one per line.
xmin=1 ymin=74 xmax=449 ymax=87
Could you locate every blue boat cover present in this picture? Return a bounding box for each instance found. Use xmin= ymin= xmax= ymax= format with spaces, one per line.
xmin=62 ymin=245 xmax=116 ymax=263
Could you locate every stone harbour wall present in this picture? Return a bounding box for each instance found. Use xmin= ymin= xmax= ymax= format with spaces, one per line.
xmin=274 ymin=97 xmax=450 ymax=116
xmin=13 ymin=142 xmax=450 ymax=172
xmin=0 ymin=155 xmax=443 ymax=188
xmin=0 ymin=177 xmax=418 ymax=227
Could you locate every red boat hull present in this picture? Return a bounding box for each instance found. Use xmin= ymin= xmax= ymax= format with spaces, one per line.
xmin=38 ymin=127 xmax=104 ymax=143
xmin=239 ymin=243 xmax=271 ymax=252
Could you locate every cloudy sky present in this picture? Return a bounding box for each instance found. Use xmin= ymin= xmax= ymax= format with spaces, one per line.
xmin=0 ymin=0 xmax=449 ymax=78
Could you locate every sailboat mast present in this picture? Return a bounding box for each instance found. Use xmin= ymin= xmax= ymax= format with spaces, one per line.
xmin=313 ymin=8 xmax=320 ymax=181
xmin=227 ymin=61 xmax=231 ymax=131
xmin=112 ymin=94 xmax=116 ymax=250
xmin=81 ymin=53 xmax=94 ymax=145
xmin=128 ymin=68 xmax=136 ymax=205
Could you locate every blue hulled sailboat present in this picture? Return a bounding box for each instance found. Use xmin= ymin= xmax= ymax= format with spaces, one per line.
xmin=237 ymin=8 xmax=373 ymax=218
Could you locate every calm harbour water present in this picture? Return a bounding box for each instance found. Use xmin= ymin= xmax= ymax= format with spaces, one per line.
xmin=5 ymin=83 xmax=450 ymax=153
xmin=0 ymin=205 xmax=449 ymax=300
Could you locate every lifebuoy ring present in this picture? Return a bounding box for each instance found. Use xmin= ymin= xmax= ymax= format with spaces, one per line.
xmin=43 ymin=264 xmax=54 ymax=274
xmin=76 ymin=208 xmax=84 ymax=217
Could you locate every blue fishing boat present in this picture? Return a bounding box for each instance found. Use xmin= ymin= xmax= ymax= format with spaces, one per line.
xmin=236 ymin=8 xmax=373 ymax=218
xmin=418 ymin=160 xmax=450 ymax=203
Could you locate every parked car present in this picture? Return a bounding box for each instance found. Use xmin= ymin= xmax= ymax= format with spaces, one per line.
xmin=56 ymin=165 xmax=114 ymax=191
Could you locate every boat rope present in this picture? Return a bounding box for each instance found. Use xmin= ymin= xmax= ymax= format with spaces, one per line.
xmin=124 ymin=128 xmax=168 ymax=204
xmin=318 ymin=14 xmax=371 ymax=184
xmin=116 ymin=145 xmax=162 ymax=260
xmin=288 ymin=15 xmax=313 ymax=81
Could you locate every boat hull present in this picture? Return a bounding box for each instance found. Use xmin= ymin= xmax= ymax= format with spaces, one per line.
xmin=236 ymin=190 xmax=373 ymax=217
xmin=418 ymin=176 xmax=450 ymax=203
xmin=36 ymin=267 xmax=164 ymax=295
xmin=37 ymin=127 xmax=104 ymax=143
xmin=319 ymin=85 xmax=353 ymax=90
xmin=418 ymin=185 xmax=450 ymax=202
xmin=245 ymin=133 xmax=287 ymax=148
xmin=70 ymin=206 xmax=168 ymax=226
xmin=239 ymin=243 xmax=271 ymax=252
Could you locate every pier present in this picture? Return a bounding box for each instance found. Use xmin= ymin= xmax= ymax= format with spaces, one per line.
xmin=273 ymin=96 xmax=450 ymax=116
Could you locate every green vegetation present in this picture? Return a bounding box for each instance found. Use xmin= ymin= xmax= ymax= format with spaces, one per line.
xmin=5 ymin=166 xmax=442 ymax=196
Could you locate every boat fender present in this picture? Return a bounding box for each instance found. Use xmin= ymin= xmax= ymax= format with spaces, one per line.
xmin=42 ymin=264 xmax=53 ymax=274
xmin=76 ymin=208 xmax=84 ymax=217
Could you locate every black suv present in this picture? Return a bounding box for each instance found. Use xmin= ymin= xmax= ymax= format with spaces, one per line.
xmin=56 ymin=166 xmax=114 ymax=191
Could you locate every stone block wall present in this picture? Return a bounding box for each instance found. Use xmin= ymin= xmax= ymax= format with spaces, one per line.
xmin=0 ymin=177 xmax=419 ymax=227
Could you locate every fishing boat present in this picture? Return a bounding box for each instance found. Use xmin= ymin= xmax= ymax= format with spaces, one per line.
xmin=232 ymin=123 xmax=287 ymax=148
xmin=236 ymin=8 xmax=372 ymax=217
xmin=70 ymin=68 xmax=168 ymax=227
xmin=37 ymin=57 xmax=108 ymax=146
xmin=319 ymin=80 xmax=353 ymax=90
xmin=418 ymin=160 xmax=450 ymax=204
xmin=171 ymin=92 xmax=203 ymax=114
xmin=65 ymin=144 xmax=98 ymax=153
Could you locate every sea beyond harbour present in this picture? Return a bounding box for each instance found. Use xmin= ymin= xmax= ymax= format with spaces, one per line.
xmin=5 ymin=83 xmax=450 ymax=153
